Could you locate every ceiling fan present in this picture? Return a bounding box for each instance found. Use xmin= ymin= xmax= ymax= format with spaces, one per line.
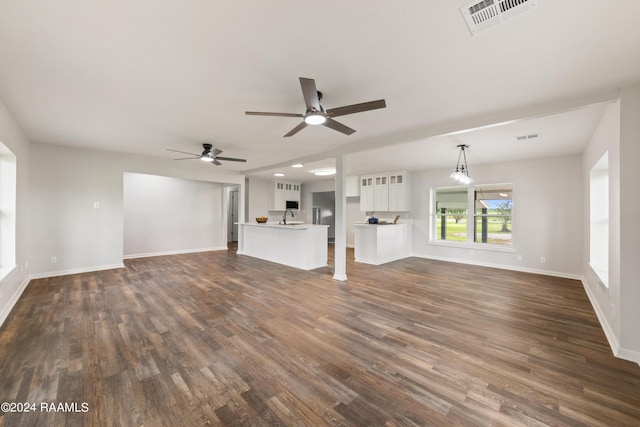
xmin=245 ymin=77 xmax=386 ymax=137
xmin=167 ymin=143 xmax=247 ymax=166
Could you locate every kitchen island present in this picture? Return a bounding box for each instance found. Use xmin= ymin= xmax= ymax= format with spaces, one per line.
xmin=354 ymin=223 xmax=411 ymax=265
xmin=238 ymin=223 xmax=329 ymax=270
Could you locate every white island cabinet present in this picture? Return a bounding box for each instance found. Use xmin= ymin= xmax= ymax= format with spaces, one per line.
xmin=239 ymin=223 xmax=329 ymax=270
xmin=354 ymin=223 xmax=411 ymax=265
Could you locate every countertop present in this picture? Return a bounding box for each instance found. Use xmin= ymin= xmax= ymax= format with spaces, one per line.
xmin=354 ymin=222 xmax=409 ymax=226
xmin=239 ymin=223 xmax=329 ymax=230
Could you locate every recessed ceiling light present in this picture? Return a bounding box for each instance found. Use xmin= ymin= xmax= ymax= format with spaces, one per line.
xmin=313 ymin=168 xmax=336 ymax=176
xmin=291 ymin=163 xmax=304 ymax=168
xmin=273 ymin=173 xmax=285 ymax=177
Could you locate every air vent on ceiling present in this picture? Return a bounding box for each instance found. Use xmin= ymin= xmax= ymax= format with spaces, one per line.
xmin=516 ymin=133 xmax=541 ymax=141
xmin=460 ymin=0 xmax=537 ymax=36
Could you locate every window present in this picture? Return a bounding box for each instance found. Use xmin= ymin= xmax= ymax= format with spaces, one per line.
xmin=0 ymin=141 xmax=17 ymax=280
xmin=432 ymin=184 xmax=513 ymax=248
xmin=434 ymin=188 xmax=468 ymax=242
xmin=589 ymin=152 xmax=609 ymax=287
xmin=474 ymin=186 xmax=512 ymax=245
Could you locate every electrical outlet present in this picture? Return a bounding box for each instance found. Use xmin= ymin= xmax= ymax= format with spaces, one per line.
xmin=50 ymin=256 xmax=57 ymax=264
xmin=540 ymin=257 xmax=546 ymax=263
xmin=517 ymin=254 xmax=523 ymax=261
xmin=93 ymin=202 xmax=100 ymax=209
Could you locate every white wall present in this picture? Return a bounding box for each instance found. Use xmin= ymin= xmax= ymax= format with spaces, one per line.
xmin=0 ymin=99 xmax=31 ymax=326
xmin=582 ymin=100 xmax=621 ymax=355
xmin=410 ymin=154 xmax=584 ymax=277
xmin=123 ymin=173 xmax=225 ymax=257
xmin=618 ymin=83 xmax=640 ymax=359
xmin=582 ymin=85 xmax=640 ymax=363
xmin=29 ymin=144 xmax=125 ymax=276
xmin=29 ymin=142 xmax=243 ymax=277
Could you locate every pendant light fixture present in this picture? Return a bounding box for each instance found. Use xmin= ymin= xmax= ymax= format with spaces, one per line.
xmin=450 ymin=144 xmax=474 ymax=185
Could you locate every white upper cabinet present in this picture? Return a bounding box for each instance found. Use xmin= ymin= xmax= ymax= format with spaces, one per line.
xmin=346 ymin=175 xmax=360 ymax=197
xmin=388 ymin=171 xmax=410 ymax=211
xmin=284 ymin=182 xmax=300 ymax=203
xmin=373 ymin=174 xmax=389 ymax=211
xmin=359 ymin=171 xmax=410 ymax=212
xmin=360 ymin=175 xmax=374 ymax=212
xmin=269 ymin=180 xmax=301 ymax=211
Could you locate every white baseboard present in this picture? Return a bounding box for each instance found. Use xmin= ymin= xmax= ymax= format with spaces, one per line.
xmin=581 ymin=277 xmax=620 ymax=355
xmin=0 ymin=275 xmax=30 ymax=327
xmin=123 ymin=246 xmax=228 ymax=260
xmin=355 ymin=255 xmax=409 ymax=266
xmin=581 ymin=278 xmax=640 ymax=364
xmin=617 ymin=347 xmax=640 ymax=364
xmin=410 ymin=253 xmax=582 ymax=280
xmin=30 ymin=263 xmax=125 ymax=280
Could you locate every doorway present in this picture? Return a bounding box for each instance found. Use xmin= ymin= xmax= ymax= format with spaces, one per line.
xmin=312 ymin=191 xmax=335 ymax=244
xmin=228 ymin=188 xmax=239 ymax=243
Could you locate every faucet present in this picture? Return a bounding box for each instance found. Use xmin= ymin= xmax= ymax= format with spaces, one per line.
xmin=282 ymin=209 xmax=294 ymax=224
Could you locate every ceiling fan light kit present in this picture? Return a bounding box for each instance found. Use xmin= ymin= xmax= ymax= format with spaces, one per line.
xmin=304 ymin=112 xmax=326 ymax=125
xmin=245 ymin=77 xmax=386 ymax=137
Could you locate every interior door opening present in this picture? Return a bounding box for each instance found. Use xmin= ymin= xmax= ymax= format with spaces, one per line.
xmin=228 ymin=188 xmax=239 ymax=244
xmin=312 ymin=191 xmax=335 ymax=244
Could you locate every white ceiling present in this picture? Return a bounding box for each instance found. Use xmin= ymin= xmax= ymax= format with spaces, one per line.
xmin=0 ymin=1 xmax=638 ymax=182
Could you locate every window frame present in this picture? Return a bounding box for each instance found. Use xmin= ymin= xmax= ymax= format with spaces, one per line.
xmin=430 ymin=183 xmax=515 ymax=253
xmin=0 ymin=141 xmax=17 ymax=281
xmin=589 ymin=152 xmax=609 ymax=287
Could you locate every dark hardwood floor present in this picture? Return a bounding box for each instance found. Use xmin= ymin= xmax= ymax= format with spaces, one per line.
xmin=1 ymin=247 xmax=639 ymax=426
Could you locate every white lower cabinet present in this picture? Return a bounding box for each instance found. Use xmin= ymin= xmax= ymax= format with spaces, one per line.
xmin=354 ymin=223 xmax=411 ymax=265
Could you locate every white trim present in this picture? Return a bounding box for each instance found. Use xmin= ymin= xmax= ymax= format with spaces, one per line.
xmin=588 ymin=262 xmax=609 ymax=288
xmin=30 ymin=263 xmax=125 ymax=280
xmin=411 ymin=253 xmax=582 ymax=280
xmin=355 ymin=254 xmax=410 ymax=266
xmin=0 ymin=265 xmax=16 ymax=283
xmin=0 ymin=274 xmax=30 ymax=327
xmin=617 ymin=347 xmax=640 ymax=364
xmin=123 ymin=247 xmax=228 ymax=260
xmin=580 ymin=278 xmax=640 ymax=363
xmin=581 ymin=277 xmax=620 ymax=357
